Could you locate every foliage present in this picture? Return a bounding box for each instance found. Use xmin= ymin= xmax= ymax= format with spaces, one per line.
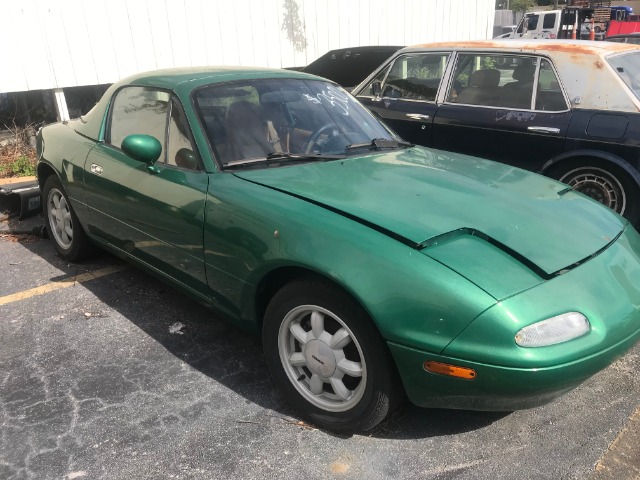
xmin=0 ymin=155 xmax=36 ymax=177
xmin=454 ymin=56 xmax=499 ymax=86
xmin=510 ymin=0 xmax=537 ymax=13
xmin=281 ymin=0 xmax=307 ymax=52
xmin=0 ymin=123 xmax=37 ymax=178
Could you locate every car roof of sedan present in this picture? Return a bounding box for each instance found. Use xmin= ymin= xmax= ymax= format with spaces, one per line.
xmin=122 ymin=66 xmax=323 ymax=90
xmin=404 ymin=39 xmax=639 ymax=55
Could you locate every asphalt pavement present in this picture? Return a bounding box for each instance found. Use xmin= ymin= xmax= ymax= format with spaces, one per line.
xmin=1 ymin=213 xmax=639 ymax=480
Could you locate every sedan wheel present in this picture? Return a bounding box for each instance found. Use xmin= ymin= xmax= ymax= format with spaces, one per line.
xmin=43 ymin=175 xmax=95 ymax=261
xmin=263 ymin=278 xmax=401 ymax=431
xmin=553 ymin=162 xmax=640 ymax=227
xmin=559 ymin=167 xmax=626 ymax=215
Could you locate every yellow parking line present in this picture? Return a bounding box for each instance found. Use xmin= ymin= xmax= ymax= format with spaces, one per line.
xmin=0 ymin=264 xmax=127 ymax=306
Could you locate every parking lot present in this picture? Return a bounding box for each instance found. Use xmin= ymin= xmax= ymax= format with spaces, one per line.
xmin=0 ymin=215 xmax=638 ymax=480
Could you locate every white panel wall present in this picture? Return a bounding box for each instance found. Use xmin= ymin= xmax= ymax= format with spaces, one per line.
xmin=0 ymin=0 xmax=495 ymax=93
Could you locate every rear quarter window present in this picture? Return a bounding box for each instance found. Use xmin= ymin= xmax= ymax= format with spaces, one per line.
xmin=607 ymin=51 xmax=640 ymax=101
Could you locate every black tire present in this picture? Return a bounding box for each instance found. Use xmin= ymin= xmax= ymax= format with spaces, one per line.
xmin=549 ymin=160 xmax=640 ymax=227
xmin=262 ymin=277 xmax=402 ymax=432
xmin=43 ymin=175 xmax=95 ymax=261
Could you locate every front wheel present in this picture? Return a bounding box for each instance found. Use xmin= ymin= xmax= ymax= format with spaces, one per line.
xmin=43 ymin=175 xmax=95 ymax=261
xmin=262 ymin=278 xmax=402 ymax=431
xmin=551 ymin=161 xmax=640 ymax=227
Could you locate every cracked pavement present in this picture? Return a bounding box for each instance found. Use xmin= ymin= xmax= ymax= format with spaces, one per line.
xmin=1 ymin=219 xmax=639 ymax=479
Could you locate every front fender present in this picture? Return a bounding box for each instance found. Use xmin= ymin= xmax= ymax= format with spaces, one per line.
xmin=203 ymin=173 xmax=497 ymax=351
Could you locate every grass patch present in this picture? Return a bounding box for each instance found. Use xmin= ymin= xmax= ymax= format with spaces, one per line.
xmin=0 ymin=124 xmax=37 ymax=179
xmin=0 ymin=155 xmax=36 ymax=178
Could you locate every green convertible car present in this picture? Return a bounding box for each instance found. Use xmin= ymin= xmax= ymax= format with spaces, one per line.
xmin=37 ymin=67 xmax=640 ymax=431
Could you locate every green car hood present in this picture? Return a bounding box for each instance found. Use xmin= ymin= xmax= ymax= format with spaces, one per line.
xmin=234 ymin=147 xmax=624 ymax=285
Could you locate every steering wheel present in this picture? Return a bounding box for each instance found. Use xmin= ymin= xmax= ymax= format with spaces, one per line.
xmin=303 ymin=123 xmax=336 ymax=154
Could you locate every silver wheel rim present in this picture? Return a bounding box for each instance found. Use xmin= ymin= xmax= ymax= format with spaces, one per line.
xmin=278 ymin=305 xmax=367 ymax=412
xmin=560 ymin=167 xmax=626 ymax=215
xmin=47 ymin=187 xmax=73 ymax=249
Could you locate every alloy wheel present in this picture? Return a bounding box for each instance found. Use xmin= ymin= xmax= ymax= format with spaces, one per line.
xmin=277 ymin=304 xmax=367 ymax=412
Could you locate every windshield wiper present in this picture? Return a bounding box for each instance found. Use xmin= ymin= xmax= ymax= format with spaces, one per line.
xmin=224 ymin=152 xmax=345 ymax=169
xmin=346 ymin=138 xmax=413 ymax=151
xmin=265 ymin=152 xmax=345 ymax=161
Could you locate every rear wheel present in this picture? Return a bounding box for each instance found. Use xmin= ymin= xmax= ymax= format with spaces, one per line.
xmin=43 ymin=175 xmax=95 ymax=261
xmin=550 ymin=160 xmax=640 ymax=226
xmin=262 ymin=277 xmax=402 ymax=431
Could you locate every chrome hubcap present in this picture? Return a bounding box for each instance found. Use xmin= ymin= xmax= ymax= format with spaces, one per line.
xmin=560 ymin=167 xmax=626 ymax=215
xmin=278 ymin=305 xmax=366 ymax=412
xmin=47 ymin=188 xmax=73 ymax=249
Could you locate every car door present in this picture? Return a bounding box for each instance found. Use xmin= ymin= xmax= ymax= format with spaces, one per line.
xmin=432 ymin=53 xmax=571 ymax=172
xmin=356 ymin=52 xmax=451 ymax=146
xmin=83 ymin=86 xmax=210 ymax=299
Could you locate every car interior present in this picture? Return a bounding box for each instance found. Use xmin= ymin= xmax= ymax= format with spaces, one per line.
xmin=449 ymin=56 xmax=566 ymax=111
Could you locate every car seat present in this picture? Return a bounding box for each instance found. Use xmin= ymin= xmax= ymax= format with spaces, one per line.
xmin=455 ymin=69 xmax=500 ymax=106
xmin=224 ymin=101 xmax=284 ymax=162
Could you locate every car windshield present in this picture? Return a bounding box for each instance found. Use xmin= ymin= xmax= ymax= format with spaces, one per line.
xmin=608 ymin=51 xmax=640 ymax=100
xmin=194 ymin=78 xmax=401 ymax=168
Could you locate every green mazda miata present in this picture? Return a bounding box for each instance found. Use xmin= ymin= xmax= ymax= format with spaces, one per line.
xmin=37 ymin=67 xmax=640 ymax=431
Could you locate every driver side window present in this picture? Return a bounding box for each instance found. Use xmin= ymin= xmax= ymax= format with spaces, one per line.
xmin=381 ymin=53 xmax=450 ymax=101
xmin=360 ymin=65 xmax=392 ymax=97
xmin=109 ymin=87 xmax=169 ymax=161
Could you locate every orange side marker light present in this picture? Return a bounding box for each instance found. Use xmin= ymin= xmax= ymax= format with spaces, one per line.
xmin=423 ymin=361 xmax=477 ymax=380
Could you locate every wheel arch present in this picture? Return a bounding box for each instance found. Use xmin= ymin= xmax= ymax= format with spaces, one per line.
xmin=37 ymin=161 xmax=58 ymax=191
xmin=541 ymin=149 xmax=640 ymax=189
xmin=253 ymin=265 xmax=378 ymax=335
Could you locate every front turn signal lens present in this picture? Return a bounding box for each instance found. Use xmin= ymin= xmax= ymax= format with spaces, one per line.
xmin=423 ymin=361 xmax=477 ymax=380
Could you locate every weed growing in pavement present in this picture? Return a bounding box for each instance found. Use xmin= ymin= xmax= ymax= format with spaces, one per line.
xmin=0 ymin=123 xmax=37 ymax=178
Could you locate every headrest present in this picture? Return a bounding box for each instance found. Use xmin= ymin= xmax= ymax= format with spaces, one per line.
xmin=470 ymin=69 xmax=500 ymax=88
xmin=226 ymin=101 xmax=263 ymax=127
xmin=512 ymin=64 xmax=536 ymax=82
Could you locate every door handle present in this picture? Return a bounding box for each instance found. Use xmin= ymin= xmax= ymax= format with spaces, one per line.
xmin=90 ymin=163 xmax=103 ymax=175
xmin=406 ymin=113 xmax=431 ymax=121
xmin=527 ymin=126 xmax=560 ymax=135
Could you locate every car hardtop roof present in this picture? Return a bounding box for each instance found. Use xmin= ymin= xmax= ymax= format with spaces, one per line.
xmin=73 ymin=66 xmax=329 ymax=142
xmin=121 ymin=66 xmax=325 ymax=90
xmin=402 ymin=39 xmax=640 ymax=56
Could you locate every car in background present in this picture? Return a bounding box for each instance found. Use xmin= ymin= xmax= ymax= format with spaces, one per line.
xmin=606 ymin=32 xmax=640 ymax=44
xmin=37 ymin=66 xmax=640 ymax=432
xmin=352 ymin=40 xmax=640 ymax=227
xmin=493 ymin=25 xmax=517 ymax=39
xmin=298 ymin=46 xmax=403 ymax=90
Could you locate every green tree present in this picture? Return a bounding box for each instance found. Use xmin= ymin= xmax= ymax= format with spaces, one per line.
xmin=510 ymin=0 xmax=536 ymax=13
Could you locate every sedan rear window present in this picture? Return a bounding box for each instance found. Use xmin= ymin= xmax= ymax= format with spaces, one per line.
xmin=608 ymin=52 xmax=640 ymax=101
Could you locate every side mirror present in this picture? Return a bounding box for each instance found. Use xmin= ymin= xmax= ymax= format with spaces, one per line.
xmin=372 ymin=81 xmax=382 ymax=96
xmin=121 ymin=134 xmax=162 ymax=165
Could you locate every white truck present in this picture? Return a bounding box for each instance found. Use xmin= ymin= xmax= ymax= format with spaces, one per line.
xmin=504 ymin=7 xmax=609 ymax=40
